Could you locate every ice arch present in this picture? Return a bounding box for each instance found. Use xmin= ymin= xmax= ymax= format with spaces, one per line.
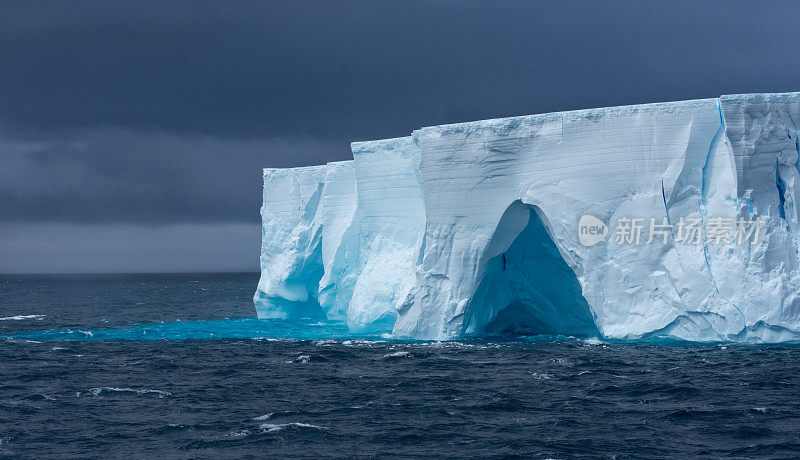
xmin=463 ymin=201 xmax=598 ymax=336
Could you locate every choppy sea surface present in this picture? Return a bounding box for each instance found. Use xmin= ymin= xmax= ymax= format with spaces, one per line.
xmin=1 ymin=273 xmax=800 ymax=459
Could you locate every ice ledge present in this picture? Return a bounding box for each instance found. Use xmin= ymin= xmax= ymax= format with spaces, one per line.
xmin=351 ymin=136 xmax=415 ymax=154
xmin=256 ymin=92 xmax=800 ymax=342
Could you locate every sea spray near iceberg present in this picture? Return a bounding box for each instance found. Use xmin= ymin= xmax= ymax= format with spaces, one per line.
xmin=255 ymin=93 xmax=800 ymax=342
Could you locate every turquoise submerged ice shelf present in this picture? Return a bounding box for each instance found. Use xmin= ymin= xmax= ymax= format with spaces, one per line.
xmin=255 ymin=93 xmax=800 ymax=342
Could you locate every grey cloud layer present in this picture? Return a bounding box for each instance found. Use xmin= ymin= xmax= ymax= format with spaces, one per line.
xmin=0 ymin=222 xmax=259 ymax=273
xmin=3 ymin=0 xmax=799 ymax=140
xmin=4 ymin=0 xmax=800 ymax=225
xmin=1 ymin=0 xmax=800 ymax=272
xmin=1 ymin=130 xmax=342 ymax=223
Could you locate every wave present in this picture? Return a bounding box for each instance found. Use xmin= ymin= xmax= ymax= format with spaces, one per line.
xmin=86 ymin=387 xmax=171 ymax=398
xmin=382 ymin=351 xmax=411 ymax=359
xmin=258 ymin=422 xmax=327 ymax=433
xmin=0 ymin=314 xmax=45 ymax=321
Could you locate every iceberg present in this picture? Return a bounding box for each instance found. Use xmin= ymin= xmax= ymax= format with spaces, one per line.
xmin=255 ymin=92 xmax=800 ymax=342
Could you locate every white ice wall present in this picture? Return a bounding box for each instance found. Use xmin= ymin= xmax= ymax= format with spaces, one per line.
xmin=715 ymin=94 xmax=800 ymax=341
xmin=254 ymin=166 xmax=326 ymax=319
xmin=318 ymin=161 xmax=360 ymax=321
xmin=349 ymin=137 xmax=425 ymax=333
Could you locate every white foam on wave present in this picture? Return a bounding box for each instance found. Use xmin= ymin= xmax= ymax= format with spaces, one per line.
xmin=258 ymin=422 xmax=327 ymax=433
xmin=87 ymin=387 xmax=172 ymax=398
xmin=550 ymin=357 xmax=573 ymax=366
xmin=529 ymin=372 xmax=553 ymax=380
xmin=0 ymin=314 xmax=45 ymax=321
xmin=382 ymin=351 xmax=411 ymax=359
xmin=224 ymin=430 xmax=250 ymax=439
xmin=341 ymin=339 xmax=386 ymax=347
xmin=253 ymin=413 xmax=273 ymax=421
xmin=417 ymin=341 xmax=489 ymax=350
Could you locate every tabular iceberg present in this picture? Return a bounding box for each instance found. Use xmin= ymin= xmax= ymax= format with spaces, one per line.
xmin=255 ymin=92 xmax=800 ymax=342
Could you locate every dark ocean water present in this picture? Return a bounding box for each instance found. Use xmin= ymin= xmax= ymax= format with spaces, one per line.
xmin=1 ymin=273 xmax=800 ymax=459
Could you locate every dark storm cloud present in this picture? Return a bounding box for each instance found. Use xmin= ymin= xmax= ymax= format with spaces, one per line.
xmin=1 ymin=0 xmax=800 ymax=226
xmin=0 ymin=130 xmax=335 ymax=223
xmin=0 ymin=222 xmax=260 ymax=273
xmin=4 ymin=0 xmax=800 ymax=140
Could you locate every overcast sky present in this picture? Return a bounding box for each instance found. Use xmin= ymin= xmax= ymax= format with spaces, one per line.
xmin=2 ymin=0 xmax=800 ymax=273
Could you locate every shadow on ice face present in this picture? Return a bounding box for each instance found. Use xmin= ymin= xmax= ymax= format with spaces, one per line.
xmin=463 ymin=201 xmax=599 ymax=337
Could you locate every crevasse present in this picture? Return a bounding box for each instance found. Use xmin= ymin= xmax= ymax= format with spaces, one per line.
xmin=255 ymin=92 xmax=800 ymax=342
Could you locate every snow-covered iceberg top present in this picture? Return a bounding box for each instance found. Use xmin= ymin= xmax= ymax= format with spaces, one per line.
xmin=255 ymin=92 xmax=800 ymax=342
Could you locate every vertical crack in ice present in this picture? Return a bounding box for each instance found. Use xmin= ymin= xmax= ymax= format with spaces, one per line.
xmin=303 ymin=182 xmax=325 ymax=222
xmin=661 ymin=178 xmax=671 ymax=225
xmin=659 ymin=176 xmax=690 ymax=313
xmin=416 ymin=232 xmax=427 ymax=266
xmin=698 ymin=101 xmax=745 ymax=323
xmin=776 ymin=158 xmax=787 ymax=220
xmin=794 ymin=137 xmax=800 ymax=178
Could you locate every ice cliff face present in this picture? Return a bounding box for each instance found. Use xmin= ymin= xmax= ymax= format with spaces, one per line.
xmin=349 ymin=137 xmax=425 ymax=332
xmin=255 ymin=166 xmax=325 ymax=319
xmin=255 ymin=92 xmax=800 ymax=342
